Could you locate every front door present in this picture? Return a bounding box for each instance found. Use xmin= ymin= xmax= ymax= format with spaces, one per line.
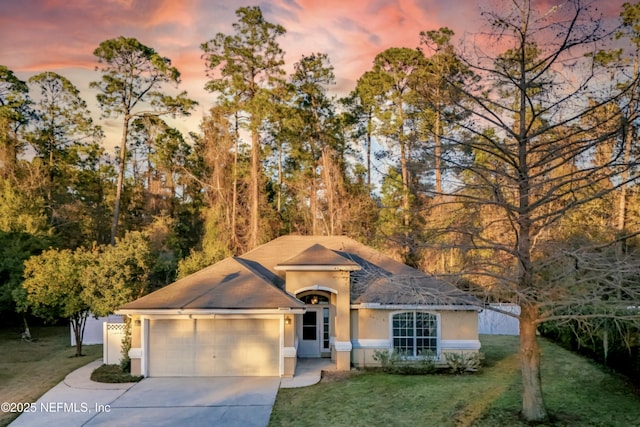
xmin=297 ymin=306 xmax=330 ymax=357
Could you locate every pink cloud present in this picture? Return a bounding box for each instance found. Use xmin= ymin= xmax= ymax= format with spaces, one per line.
xmin=0 ymin=0 xmax=630 ymax=107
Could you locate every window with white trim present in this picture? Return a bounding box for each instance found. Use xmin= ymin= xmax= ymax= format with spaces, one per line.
xmin=392 ymin=312 xmax=438 ymax=357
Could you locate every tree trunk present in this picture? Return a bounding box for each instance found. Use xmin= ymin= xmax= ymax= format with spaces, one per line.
xmin=249 ymin=130 xmax=260 ymax=249
xmin=22 ymin=316 xmax=32 ymax=341
xmin=71 ymin=312 xmax=88 ymax=357
xmin=434 ymin=108 xmax=442 ymax=194
xmin=322 ymin=147 xmax=335 ymax=235
xmin=398 ymin=105 xmax=410 ymax=228
xmin=232 ymin=115 xmax=239 ymax=250
xmin=366 ymin=108 xmax=373 ymax=188
xmin=310 ymin=166 xmax=318 ymax=235
xmin=110 ymin=115 xmax=130 ymax=245
xmin=519 ymin=304 xmax=547 ymax=421
xmin=617 ymin=54 xmax=638 ymax=234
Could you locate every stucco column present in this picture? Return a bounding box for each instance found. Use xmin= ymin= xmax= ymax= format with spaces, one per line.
xmin=282 ymin=315 xmax=297 ymax=377
xmin=334 ymin=272 xmax=352 ymax=371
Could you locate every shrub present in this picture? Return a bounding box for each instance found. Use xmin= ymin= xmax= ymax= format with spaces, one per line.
xmin=91 ymin=364 xmax=143 ymax=383
xmin=120 ymin=317 xmax=132 ymax=372
xmin=444 ymin=352 xmax=483 ymax=374
xmin=372 ymin=349 xmax=437 ymax=374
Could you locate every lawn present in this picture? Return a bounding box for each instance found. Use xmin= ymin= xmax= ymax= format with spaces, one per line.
xmin=269 ymin=335 xmax=640 ymax=427
xmin=0 ymin=325 xmax=102 ymax=427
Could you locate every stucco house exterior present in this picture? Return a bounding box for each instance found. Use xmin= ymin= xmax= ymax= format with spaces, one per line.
xmin=117 ymin=235 xmax=480 ymax=378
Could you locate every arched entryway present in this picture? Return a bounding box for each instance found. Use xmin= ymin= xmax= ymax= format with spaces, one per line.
xmin=296 ymin=291 xmax=332 ymax=358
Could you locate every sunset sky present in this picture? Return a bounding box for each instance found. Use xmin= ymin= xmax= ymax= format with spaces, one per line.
xmin=0 ymin=0 xmax=629 ymax=148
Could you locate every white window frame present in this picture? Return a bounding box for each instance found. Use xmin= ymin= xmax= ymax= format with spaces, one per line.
xmin=388 ymin=311 xmax=441 ymax=359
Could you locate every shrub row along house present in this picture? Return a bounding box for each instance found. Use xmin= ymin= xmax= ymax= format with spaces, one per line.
xmin=117 ymin=235 xmax=480 ymax=377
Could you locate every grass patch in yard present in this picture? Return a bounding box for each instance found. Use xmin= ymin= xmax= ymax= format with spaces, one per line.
xmin=0 ymin=325 xmax=102 ymax=427
xmin=269 ymin=335 xmax=640 ymax=427
xmin=90 ymin=364 xmax=142 ymax=383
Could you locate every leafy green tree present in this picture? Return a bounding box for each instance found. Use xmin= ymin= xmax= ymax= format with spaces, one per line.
xmin=151 ymin=127 xmax=191 ymax=218
xmin=91 ymin=36 xmax=197 ymax=244
xmin=202 ymin=6 xmax=286 ymax=249
xmin=343 ymin=70 xmax=382 ymax=188
xmin=27 ymin=72 xmax=102 ymax=200
xmin=0 ymin=65 xmax=30 ymax=178
xmin=0 ymin=231 xmax=52 ymax=322
xmin=22 ymin=247 xmax=90 ymax=356
xmin=357 ymin=48 xmax=429 ymax=263
xmin=71 ymin=142 xmax=115 ymax=245
xmin=369 ymin=47 xmax=426 ymax=221
xmin=0 ymin=176 xmax=53 ymax=323
xmin=81 ymin=231 xmax=153 ymax=316
xmin=417 ymin=27 xmax=469 ymax=194
xmin=284 ymin=52 xmax=342 ymax=234
xmin=27 ymin=72 xmax=105 ymax=245
xmin=612 ymin=1 xmax=640 ymax=237
xmin=0 ymin=176 xmax=48 ymax=234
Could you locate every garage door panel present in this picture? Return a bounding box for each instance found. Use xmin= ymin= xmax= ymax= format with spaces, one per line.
xmin=149 ymin=318 xmax=280 ymax=377
xmin=149 ymin=319 xmax=196 ymax=377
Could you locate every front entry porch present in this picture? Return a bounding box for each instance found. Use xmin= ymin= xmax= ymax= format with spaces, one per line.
xmin=297 ymin=305 xmax=331 ymax=358
xmin=280 ymin=358 xmax=336 ymax=388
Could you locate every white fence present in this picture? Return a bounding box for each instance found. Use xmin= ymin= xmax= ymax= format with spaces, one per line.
xmin=103 ymin=322 xmax=126 ymax=365
xmin=478 ymin=304 xmax=520 ymax=335
xmin=70 ymin=314 xmax=122 ymax=345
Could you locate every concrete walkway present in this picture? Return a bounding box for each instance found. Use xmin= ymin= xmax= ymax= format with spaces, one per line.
xmin=280 ymin=358 xmax=336 ymax=388
xmin=9 ymin=359 xmax=135 ymax=427
xmin=10 ymin=358 xmax=331 ymax=426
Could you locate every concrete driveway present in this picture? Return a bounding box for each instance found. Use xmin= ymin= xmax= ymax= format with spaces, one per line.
xmin=10 ymin=360 xmax=281 ymax=427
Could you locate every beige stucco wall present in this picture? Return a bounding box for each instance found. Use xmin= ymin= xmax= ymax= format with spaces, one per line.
xmin=283 ymin=357 xmax=296 ymax=377
xmin=351 ymin=308 xmax=480 ymax=368
xmin=129 ymin=315 xmax=142 ymax=375
xmin=351 ymin=309 xmax=389 ymax=340
xmin=130 ymin=316 xmax=141 ymax=347
xmin=440 ymin=311 xmax=478 ymax=340
xmin=285 ymin=270 xmax=352 ymax=370
xmin=284 ymin=314 xmax=295 ymax=347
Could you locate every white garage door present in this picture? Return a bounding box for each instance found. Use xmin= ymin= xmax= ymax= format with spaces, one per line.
xmin=148 ymin=318 xmax=280 ymax=377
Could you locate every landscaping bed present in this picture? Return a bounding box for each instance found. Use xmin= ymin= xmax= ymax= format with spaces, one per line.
xmin=90 ymin=364 xmax=143 ymax=383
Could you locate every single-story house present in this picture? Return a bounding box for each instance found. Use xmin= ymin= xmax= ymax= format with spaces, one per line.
xmin=117 ymin=235 xmax=480 ymax=378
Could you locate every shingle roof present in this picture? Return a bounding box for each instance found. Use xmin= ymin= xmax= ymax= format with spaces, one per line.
xmin=242 ymin=235 xmax=475 ymax=305
xmin=275 ymin=243 xmax=361 ymax=270
xmin=119 ymin=257 xmax=304 ymax=310
xmin=119 ymin=235 xmax=476 ymax=311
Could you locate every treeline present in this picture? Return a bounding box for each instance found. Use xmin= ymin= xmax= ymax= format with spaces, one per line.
xmin=2 ymin=1 xmax=640 ymax=420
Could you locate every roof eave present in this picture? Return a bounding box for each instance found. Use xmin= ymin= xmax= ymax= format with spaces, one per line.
xmin=351 ymin=303 xmax=481 ymax=311
xmin=274 ymin=265 xmax=361 ymax=271
xmin=116 ymin=307 xmax=306 ymax=316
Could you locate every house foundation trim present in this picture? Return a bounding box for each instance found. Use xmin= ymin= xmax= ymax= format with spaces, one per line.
xmin=351 ymin=339 xmax=389 ymax=349
xmin=128 ymin=347 xmax=142 ymax=358
xmin=440 ymin=339 xmax=482 ymax=351
xmin=334 ymin=341 xmax=353 ymax=351
xmin=283 ymin=346 xmax=297 ymax=357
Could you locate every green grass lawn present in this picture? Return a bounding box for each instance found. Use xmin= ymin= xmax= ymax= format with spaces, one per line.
xmin=0 ymin=325 xmax=102 ymax=427
xmin=269 ymin=335 xmax=640 ymax=427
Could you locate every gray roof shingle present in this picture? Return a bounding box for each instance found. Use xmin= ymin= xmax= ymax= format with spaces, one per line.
xmin=119 ymin=235 xmax=476 ymax=311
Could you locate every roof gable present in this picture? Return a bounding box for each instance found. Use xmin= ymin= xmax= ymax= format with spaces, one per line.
xmin=275 ymin=243 xmax=361 ymax=271
xmin=244 ymin=236 xmax=476 ymax=306
xmin=119 ymin=257 xmax=304 ymax=311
